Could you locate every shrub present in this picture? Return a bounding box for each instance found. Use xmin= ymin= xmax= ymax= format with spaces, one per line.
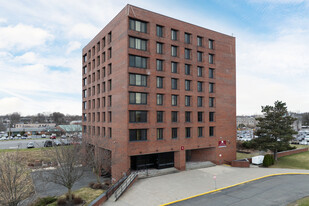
xmin=263 ymin=154 xmax=274 ymax=167
xmin=73 ymin=197 xmax=83 ymax=204
xmin=89 ymin=182 xmax=95 ymax=188
xmin=57 ymin=198 xmax=66 ymax=206
xmin=31 ymin=196 xmax=57 ymax=206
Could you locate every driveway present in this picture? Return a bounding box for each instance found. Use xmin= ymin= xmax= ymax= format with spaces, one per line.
xmin=103 ymin=166 xmax=309 ymax=206
xmin=170 ymin=174 xmax=309 ymax=206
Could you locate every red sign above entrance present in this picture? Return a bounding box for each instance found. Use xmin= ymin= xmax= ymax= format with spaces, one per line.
xmin=218 ymin=140 xmax=227 ymax=148
xmin=181 ymin=146 xmax=184 ymax=150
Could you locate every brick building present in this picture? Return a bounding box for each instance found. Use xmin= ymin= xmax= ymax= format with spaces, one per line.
xmin=82 ymin=4 xmax=236 ymax=182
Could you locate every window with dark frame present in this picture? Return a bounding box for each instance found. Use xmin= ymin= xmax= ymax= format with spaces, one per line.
xmin=156 ymin=42 xmax=163 ymax=54
xmin=209 ymin=83 xmax=214 ymax=93
xmin=185 ymin=33 xmax=191 ymax=44
xmin=209 ymin=68 xmax=214 ymax=78
xmin=156 ymin=25 xmax=163 ymax=37
xmin=157 ymin=94 xmax=163 ymax=105
xmin=209 ymin=112 xmax=215 ymax=122
xmin=185 ymin=64 xmax=191 ymax=75
xmin=157 ymin=128 xmax=163 ymax=140
xmin=185 ymin=127 xmax=191 ymax=138
xmin=129 ymin=37 xmax=147 ymax=51
xmin=129 ymin=18 xmax=147 ymax=33
xmin=197 ymin=36 xmax=203 ymax=46
xmin=157 ymin=111 xmax=164 ymax=123
xmin=209 ymin=97 xmax=215 ymax=107
xmin=156 ymin=59 xmax=163 ymax=71
xmin=197 ymin=81 xmax=203 ymax=92
xmin=209 ymin=54 xmax=214 ymax=64
xmin=197 ymin=51 xmax=203 ymax=62
xmin=185 ymin=111 xmax=191 ymax=122
xmin=129 ymin=92 xmax=147 ymax=104
xmin=129 ymin=73 xmax=147 ymax=86
xmin=129 ymin=111 xmax=148 ymax=123
xmin=129 ymin=129 xmax=147 ymax=141
xmin=156 ymin=76 xmax=163 ymax=88
xmin=185 ymin=95 xmax=191 ymax=106
xmin=209 ymin=126 xmax=214 ymax=137
xmin=209 ymin=39 xmax=214 ymax=49
xmin=171 ymin=111 xmax=178 ymax=122
xmin=172 ymin=128 xmax=178 ymax=139
xmin=171 ymin=62 xmax=178 ymax=73
xmin=171 ymin=78 xmax=178 ymax=90
xmin=171 ymin=95 xmax=178 ymax=106
xmin=197 ymin=66 xmax=203 ymax=77
xmin=129 ymin=55 xmax=147 ymax=68
xmin=198 ymin=127 xmax=204 ymax=137
xmin=171 ymin=29 xmax=178 ymax=40
xmin=171 ymin=46 xmax=178 ymax=57
xmin=198 ymin=112 xmax=203 ymax=122
xmin=185 ymin=48 xmax=191 ymax=59
xmin=185 ymin=80 xmax=191 ymax=91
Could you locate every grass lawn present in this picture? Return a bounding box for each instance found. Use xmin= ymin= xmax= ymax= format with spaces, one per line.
xmin=270 ymin=151 xmax=309 ymax=170
xmin=47 ymin=187 xmax=105 ymax=206
xmin=288 ymin=196 xmax=309 ymax=206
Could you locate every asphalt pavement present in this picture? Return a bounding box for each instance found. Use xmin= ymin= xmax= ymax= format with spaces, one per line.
xmin=0 ymin=138 xmax=46 ymax=149
xmin=170 ymin=174 xmax=309 ymax=206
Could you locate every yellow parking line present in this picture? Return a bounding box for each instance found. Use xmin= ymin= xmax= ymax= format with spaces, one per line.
xmin=160 ymin=173 xmax=309 ymax=206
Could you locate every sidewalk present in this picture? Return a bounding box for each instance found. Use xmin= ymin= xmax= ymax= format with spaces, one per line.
xmin=103 ymin=166 xmax=309 ymax=206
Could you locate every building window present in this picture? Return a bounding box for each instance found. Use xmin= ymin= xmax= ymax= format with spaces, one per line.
xmin=209 ymin=54 xmax=214 ymax=64
xmin=156 ymin=59 xmax=163 ymax=71
xmin=83 ymin=101 xmax=87 ymax=110
xmin=157 ymin=76 xmax=163 ymax=88
xmin=157 ymin=25 xmax=163 ymax=37
xmin=171 ymin=95 xmax=178 ymax=106
xmin=185 ymin=64 xmax=191 ymax=75
xmin=102 ymin=97 xmax=106 ymax=107
xmin=97 ymin=56 xmax=100 ymax=66
xmin=184 ymin=33 xmax=191 ymax=44
xmin=157 ymin=111 xmax=164 ymax=123
xmin=129 ymin=73 xmax=147 ymax=86
xmin=129 ymin=111 xmax=147 ymax=123
xmin=198 ymin=127 xmax=204 ymax=137
xmin=197 ymin=81 xmax=203 ymax=92
xmin=108 ymin=79 xmax=112 ymax=91
xmin=97 ymin=112 xmax=100 ymax=122
xmin=83 ymin=54 xmax=87 ymax=63
xmin=83 ymin=66 xmax=87 ymax=74
xmin=197 ymin=66 xmax=203 ymax=77
xmin=209 ymin=68 xmax=214 ymax=78
xmin=171 ymin=29 xmax=178 ymax=40
xmin=108 ymin=31 xmax=112 ymax=43
xmin=209 ymin=112 xmax=215 ymax=122
xmin=129 ymin=129 xmax=147 ymax=141
xmin=129 ymin=37 xmax=147 ymax=51
xmin=103 ymin=112 xmax=106 ymax=122
xmin=108 ymin=95 xmax=112 ymax=107
xmin=171 ymin=111 xmax=178 ymax=122
xmin=102 ymin=82 xmax=106 ymax=93
xmin=185 ymin=111 xmax=191 ymax=122
xmin=83 ymin=78 xmax=87 ymax=86
xmin=129 ymin=92 xmax=147 ymax=104
xmin=197 ymin=96 xmax=203 ymax=107
xmin=157 ymin=94 xmax=163 ymax=105
xmin=171 ymin=46 xmax=178 ymax=57
xmin=83 ymin=90 xmax=87 ymax=98
xmin=102 ymin=37 xmax=106 ymax=48
xmin=185 ymin=127 xmax=191 ymax=138
xmin=108 ymin=111 xmax=112 ymax=122
xmin=209 ymin=83 xmax=214 ymax=93
xmin=172 ymin=128 xmax=178 ymax=139
xmin=209 ymin=126 xmax=214 ymax=137
xmin=103 ymin=67 xmax=106 ymax=77
xmin=185 ymin=80 xmax=191 ymax=91
xmin=209 ymin=39 xmax=214 ymax=49
xmin=108 ymin=128 xmax=112 ymax=138
xmin=108 ymin=47 xmax=112 ymax=59
xmin=97 ymin=41 xmax=100 ymax=52
xmin=171 ymin=62 xmax=178 ymax=73
xmin=197 ymin=51 xmax=203 ymax=62
xmin=185 ymin=49 xmax=191 ymax=59
xmin=102 ymin=52 xmax=106 ymax=63
xmin=185 ymin=96 xmax=191 ymax=106
xmin=157 ymin=128 xmax=163 ymax=140
xmin=209 ymin=97 xmax=215 ymax=107
xmin=129 ymin=18 xmax=147 ymax=33
xmin=156 ymin=42 xmax=163 ymax=54
xmin=197 ymin=36 xmax=203 ymax=46
xmin=198 ymin=112 xmax=203 ymax=122
xmin=171 ymin=78 xmax=178 ymax=90
xmin=129 ymin=55 xmax=147 ymax=68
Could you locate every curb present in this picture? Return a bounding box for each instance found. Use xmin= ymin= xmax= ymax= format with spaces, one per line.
xmin=160 ymin=172 xmax=309 ymax=206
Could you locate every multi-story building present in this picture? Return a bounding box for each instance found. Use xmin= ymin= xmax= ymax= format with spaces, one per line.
xmin=82 ymin=4 xmax=236 ymax=182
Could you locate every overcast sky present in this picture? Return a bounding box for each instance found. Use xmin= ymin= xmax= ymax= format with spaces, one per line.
xmin=0 ymin=0 xmax=308 ymax=115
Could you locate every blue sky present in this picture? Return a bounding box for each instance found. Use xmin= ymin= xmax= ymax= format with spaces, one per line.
xmin=0 ymin=0 xmax=308 ymax=115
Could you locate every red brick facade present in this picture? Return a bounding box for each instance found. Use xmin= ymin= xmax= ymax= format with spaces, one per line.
xmin=82 ymin=4 xmax=236 ymax=182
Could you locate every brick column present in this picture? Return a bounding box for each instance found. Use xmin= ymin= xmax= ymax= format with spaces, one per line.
xmin=174 ymin=150 xmax=186 ymax=170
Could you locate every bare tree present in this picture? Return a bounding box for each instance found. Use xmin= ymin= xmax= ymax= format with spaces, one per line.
xmin=42 ymin=144 xmax=85 ymax=203
xmin=0 ymin=152 xmax=34 ymax=206
xmin=8 ymin=112 xmax=21 ymax=127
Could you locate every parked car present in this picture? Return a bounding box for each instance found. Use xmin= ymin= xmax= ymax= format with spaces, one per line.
xmin=53 ymin=140 xmax=62 ymax=146
xmin=41 ymin=134 xmax=46 ymax=138
xmin=44 ymin=140 xmax=53 ymax=147
xmin=27 ymin=142 xmax=35 ymax=149
xmin=50 ymin=134 xmax=56 ymax=139
xmin=16 ymin=134 xmax=21 ymax=138
xmin=61 ymin=139 xmax=72 ymax=145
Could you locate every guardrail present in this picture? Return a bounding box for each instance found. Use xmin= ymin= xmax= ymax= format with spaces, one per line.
xmin=114 ymin=171 xmax=138 ymax=201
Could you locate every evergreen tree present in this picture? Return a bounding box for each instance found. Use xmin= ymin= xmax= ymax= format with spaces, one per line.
xmin=255 ymin=101 xmax=297 ymax=161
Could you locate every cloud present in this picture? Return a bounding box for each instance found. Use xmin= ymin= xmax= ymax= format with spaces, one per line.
xmin=0 ymin=24 xmax=53 ymax=51
xmin=0 ymin=18 xmax=6 ymax=23
xmin=67 ymin=23 xmax=100 ymax=39
xmin=248 ymin=0 xmax=307 ymax=3
xmin=66 ymin=41 xmax=81 ymax=54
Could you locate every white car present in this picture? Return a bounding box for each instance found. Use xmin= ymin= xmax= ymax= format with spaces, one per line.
xmin=0 ymin=137 xmax=7 ymax=141
xmin=27 ymin=142 xmax=35 ymax=148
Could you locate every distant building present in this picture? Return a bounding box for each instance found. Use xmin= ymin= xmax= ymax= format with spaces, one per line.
xmin=15 ymin=123 xmax=56 ymax=128
xmin=236 ymin=116 xmax=257 ymax=128
xmin=56 ymin=125 xmax=82 ymax=134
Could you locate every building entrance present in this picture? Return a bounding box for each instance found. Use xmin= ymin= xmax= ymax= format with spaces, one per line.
xmin=131 ymin=152 xmax=174 ymax=170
